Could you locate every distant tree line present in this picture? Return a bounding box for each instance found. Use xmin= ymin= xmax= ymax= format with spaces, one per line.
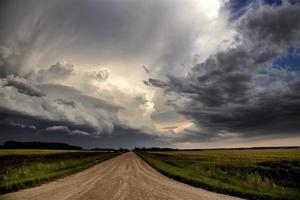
xmin=90 ymin=148 xmax=129 ymax=152
xmin=0 ymin=141 xmax=83 ymax=150
xmin=0 ymin=141 xmax=131 ymax=152
xmin=134 ymin=147 xmax=178 ymax=151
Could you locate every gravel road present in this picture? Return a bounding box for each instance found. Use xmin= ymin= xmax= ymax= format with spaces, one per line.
xmin=1 ymin=152 xmax=242 ymax=200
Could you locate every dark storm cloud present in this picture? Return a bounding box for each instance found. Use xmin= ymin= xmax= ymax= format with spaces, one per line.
xmin=179 ymin=81 xmax=300 ymax=134
xmin=240 ymin=3 xmax=300 ymax=66
xmin=151 ymin=3 xmax=300 ymax=140
xmin=240 ymin=3 xmax=300 ymax=47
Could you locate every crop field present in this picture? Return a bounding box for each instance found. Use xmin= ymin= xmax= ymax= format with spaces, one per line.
xmin=0 ymin=149 xmax=121 ymax=194
xmin=136 ymin=148 xmax=300 ymax=200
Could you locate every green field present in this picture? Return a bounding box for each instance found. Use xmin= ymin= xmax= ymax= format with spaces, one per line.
xmin=0 ymin=149 xmax=121 ymax=194
xmin=136 ymin=148 xmax=300 ymax=200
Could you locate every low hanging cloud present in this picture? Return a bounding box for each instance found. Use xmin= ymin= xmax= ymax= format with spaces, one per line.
xmin=150 ymin=3 xmax=300 ymax=140
xmin=0 ymin=75 xmax=118 ymax=135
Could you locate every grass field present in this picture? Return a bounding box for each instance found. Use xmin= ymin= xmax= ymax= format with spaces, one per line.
xmin=0 ymin=149 xmax=121 ymax=194
xmin=136 ymin=148 xmax=300 ymax=200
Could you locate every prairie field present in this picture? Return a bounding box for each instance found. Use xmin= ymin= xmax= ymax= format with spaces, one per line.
xmin=136 ymin=148 xmax=300 ymax=200
xmin=0 ymin=149 xmax=121 ymax=194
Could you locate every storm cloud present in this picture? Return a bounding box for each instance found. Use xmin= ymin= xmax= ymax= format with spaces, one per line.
xmin=151 ymin=3 xmax=300 ymax=140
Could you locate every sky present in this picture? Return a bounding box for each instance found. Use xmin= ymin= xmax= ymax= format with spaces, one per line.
xmin=0 ymin=0 xmax=300 ymax=149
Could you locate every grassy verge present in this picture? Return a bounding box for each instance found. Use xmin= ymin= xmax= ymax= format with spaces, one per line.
xmin=136 ymin=148 xmax=300 ymax=200
xmin=0 ymin=149 xmax=121 ymax=194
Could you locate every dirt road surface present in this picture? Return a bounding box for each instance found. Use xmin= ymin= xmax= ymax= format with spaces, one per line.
xmin=1 ymin=152 xmax=242 ymax=200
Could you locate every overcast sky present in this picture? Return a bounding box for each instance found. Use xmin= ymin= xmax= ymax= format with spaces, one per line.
xmin=0 ymin=0 xmax=300 ymax=149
